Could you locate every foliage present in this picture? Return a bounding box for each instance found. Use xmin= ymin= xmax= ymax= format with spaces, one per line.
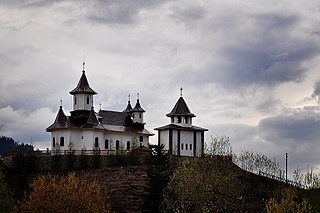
xmin=265 ymin=187 xmax=311 ymax=213
xmin=0 ymin=168 xmax=17 ymax=212
xmin=51 ymin=154 xmax=63 ymax=172
xmin=0 ymin=135 xmax=33 ymax=156
xmin=128 ymin=136 xmax=140 ymax=165
xmin=162 ymin=157 xmax=245 ymax=213
xmin=293 ymin=166 xmax=320 ymax=189
xmin=92 ymin=140 xmax=101 ymax=168
xmin=205 ymin=135 xmax=232 ymax=156
xmin=143 ymin=144 xmax=172 ymax=213
xmin=234 ymin=150 xmax=284 ymax=178
xmin=79 ymin=152 xmax=89 ymax=170
xmin=65 ymin=142 xmax=76 ymax=170
xmin=20 ymin=172 xmax=109 ymax=213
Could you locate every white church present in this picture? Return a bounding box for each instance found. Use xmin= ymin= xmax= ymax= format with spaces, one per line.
xmin=46 ymin=64 xmax=154 ymax=152
xmin=155 ymin=89 xmax=208 ymax=157
xmin=46 ymin=64 xmax=207 ymax=157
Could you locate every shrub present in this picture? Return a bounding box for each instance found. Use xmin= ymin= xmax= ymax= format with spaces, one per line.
xmin=20 ymin=172 xmax=109 ymax=212
xmin=0 ymin=168 xmax=17 ymax=212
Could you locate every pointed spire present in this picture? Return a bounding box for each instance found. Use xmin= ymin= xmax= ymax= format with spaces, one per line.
xmin=54 ymin=105 xmax=67 ymax=125
xmin=123 ymin=94 xmax=133 ymax=113
xmin=70 ymin=62 xmax=97 ymax=95
xmin=132 ymin=93 xmax=145 ymax=112
xmin=166 ymin=95 xmax=195 ymax=117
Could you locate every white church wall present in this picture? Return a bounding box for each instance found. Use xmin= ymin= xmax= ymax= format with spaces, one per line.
xmin=180 ymin=130 xmax=194 ymax=157
xmin=73 ymin=93 xmax=92 ymax=111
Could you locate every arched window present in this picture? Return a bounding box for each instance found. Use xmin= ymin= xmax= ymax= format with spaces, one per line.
xmin=186 ymin=143 xmax=188 ymax=150
xmin=139 ymin=136 xmax=143 ymax=142
xmin=116 ymin=140 xmax=120 ymax=150
xmin=60 ymin=137 xmax=64 ymax=146
xmin=139 ymin=113 xmax=142 ymax=118
xmin=105 ymin=139 xmax=109 ymax=149
xmin=87 ymin=96 xmax=90 ymax=105
xmin=177 ymin=116 xmax=181 ymax=123
xmin=184 ymin=117 xmax=188 ymax=124
xmin=127 ymin=141 xmax=131 ymax=150
xmin=74 ymin=96 xmax=77 ymax=105
xmin=190 ymin=144 xmax=192 ymax=150
xmin=52 ymin=137 xmax=55 ymax=147
xmin=181 ymin=143 xmax=184 ymax=150
xmin=95 ymin=137 xmax=99 ymax=145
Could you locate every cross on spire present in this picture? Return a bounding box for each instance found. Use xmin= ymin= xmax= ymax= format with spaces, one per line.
xmin=137 ymin=92 xmax=140 ymax=100
xmin=180 ymin=87 xmax=183 ymax=97
xmin=128 ymin=94 xmax=131 ymax=102
xmin=60 ymin=99 xmax=63 ymax=106
xmin=82 ymin=56 xmax=86 ymax=73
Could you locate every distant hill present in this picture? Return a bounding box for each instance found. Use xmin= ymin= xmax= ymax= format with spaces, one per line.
xmin=0 ymin=136 xmax=33 ymax=156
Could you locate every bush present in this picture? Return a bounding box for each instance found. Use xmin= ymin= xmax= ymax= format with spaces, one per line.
xmin=0 ymin=168 xmax=17 ymax=212
xmin=20 ymin=172 xmax=109 ymax=212
xmin=51 ymin=154 xmax=63 ymax=171
xmin=79 ymin=154 xmax=89 ymax=170
xmin=65 ymin=153 xmax=76 ymax=171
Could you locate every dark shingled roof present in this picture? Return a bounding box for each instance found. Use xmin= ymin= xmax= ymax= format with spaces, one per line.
xmin=46 ymin=106 xmax=68 ymax=131
xmin=123 ymin=101 xmax=133 ymax=113
xmin=166 ymin=97 xmax=195 ymax=117
xmin=82 ymin=108 xmax=105 ymax=129
xmin=98 ymin=110 xmax=132 ymax=126
xmin=132 ymin=99 xmax=145 ymax=112
xmin=69 ymin=71 xmax=97 ymax=95
xmin=154 ymin=124 xmax=208 ymax=131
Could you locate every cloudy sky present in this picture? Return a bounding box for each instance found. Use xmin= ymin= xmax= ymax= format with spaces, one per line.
xmin=1 ymin=0 xmax=320 ymax=177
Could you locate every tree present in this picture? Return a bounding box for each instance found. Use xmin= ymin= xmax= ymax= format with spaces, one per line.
xmin=92 ymin=140 xmax=101 ymax=168
xmin=234 ymin=150 xmax=284 ymax=178
xmin=162 ymin=157 xmax=245 ymax=212
xmin=142 ymin=144 xmax=172 ymax=213
xmin=265 ymin=187 xmax=311 ymax=213
xmin=20 ymin=172 xmax=109 ymax=212
xmin=205 ymin=135 xmax=232 ymax=156
xmin=0 ymin=168 xmax=17 ymax=212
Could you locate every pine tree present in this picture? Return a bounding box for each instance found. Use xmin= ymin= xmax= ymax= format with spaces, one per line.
xmin=142 ymin=144 xmax=172 ymax=213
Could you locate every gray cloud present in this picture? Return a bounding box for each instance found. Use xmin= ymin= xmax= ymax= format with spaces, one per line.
xmin=312 ymin=80 xmax=320 ymax=101
xmin=86 ymin=0 xmax=171 ymax=25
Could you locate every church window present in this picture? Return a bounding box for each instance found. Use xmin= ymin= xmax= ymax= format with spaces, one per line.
xmin=74 ymin=97 xmax=77 ymax=105
xmin=60 ymin=137 xmax=64 ymax=146
xmin=87 ymin=96 xmax=90 ymax=105
xmin=171 ymin=117 xmax=174 ymax=123
xmin=177 ymin=116 xmax=181 ymax=123
xmin=53 ymin=137 xmax=55 ymax=147
xmin=190 ymin=144 xmax=192 ymax=150
xmin=105 ymin=139 xmax=109 ymax=149
xmin=127 ymin=141 xmax=131 ymax=150
xmin=116 ymin=140 xmax=120 ymax=150
xmin=181 ymin=143 xmax=184 ymax=150
xmin=186 ymin=143 xmax=188 ymax=150
xmin=139 ymin=136 xmax=143 ymax=142
xmin=139 ymin=113 xmax=142 ymax=118
xmin=184 ymin=117 xmax=188 ymax=124
xmin=133 ymin=114 xmax=135 ymax=118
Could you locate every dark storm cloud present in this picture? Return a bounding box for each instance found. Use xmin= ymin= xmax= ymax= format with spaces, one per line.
xmin=259 ymin=110 xmax=320 ymax=143
xmin=178 ymin=12 xmax=320 ymax=89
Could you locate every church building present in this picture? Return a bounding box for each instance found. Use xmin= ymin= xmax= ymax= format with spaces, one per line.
xmin=46 ymin=63 xmax=154 ymax=152
xmin=155 ymin=89 xmax=208 ymax=157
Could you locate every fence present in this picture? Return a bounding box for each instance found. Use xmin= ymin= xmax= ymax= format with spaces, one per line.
xmin=258 ymin=170 xmax=306 ymax=189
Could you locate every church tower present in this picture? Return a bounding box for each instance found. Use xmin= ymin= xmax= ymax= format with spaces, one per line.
xmin=131 ymin=93 xmax=145 ymax=124
xmin=69 ymin=62 xmax=97 ymax=111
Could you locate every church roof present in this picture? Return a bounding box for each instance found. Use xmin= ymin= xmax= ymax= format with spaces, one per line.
xmin=123 ymin=101 xmax=133 ymax=113
xmin=98 ymin=110 xmax=131 ymax=126
xmin=82 ymin=108 xmax=105 ymax=129
xmin=46 ymin=106 xmax=68 ymax=131
xmin=154 ymin=124 xmax=208 ymax=131
xmin=132 ymin=99 xmax=145 ymax=112
xmin=166 ymin=97 xmax=195 ymax=117
xmin=69 ymin=71 xmax=97 ymax=95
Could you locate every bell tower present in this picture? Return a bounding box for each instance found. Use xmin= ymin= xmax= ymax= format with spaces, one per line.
xmin=69 ymin=62 xmax=97 ymax=111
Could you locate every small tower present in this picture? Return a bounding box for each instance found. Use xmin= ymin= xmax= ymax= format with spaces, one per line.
xmin=123 ymin=94 xmax=133 ymax=114
xmin=166 ymin=87 xmax=195 ymax=127
xmin=69 ymin=62 xmax=97 ymax=111
xmin=132 ymin=93 xmax=145 ymax=123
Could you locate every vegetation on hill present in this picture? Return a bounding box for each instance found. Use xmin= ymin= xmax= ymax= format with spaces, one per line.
xmin=0 ymin=167 xmax=17 ymax=212
xmin=20 ymin=172 xmax=110 ymax=213
xmin=0 ymin=136 xmax=33 ymax=156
